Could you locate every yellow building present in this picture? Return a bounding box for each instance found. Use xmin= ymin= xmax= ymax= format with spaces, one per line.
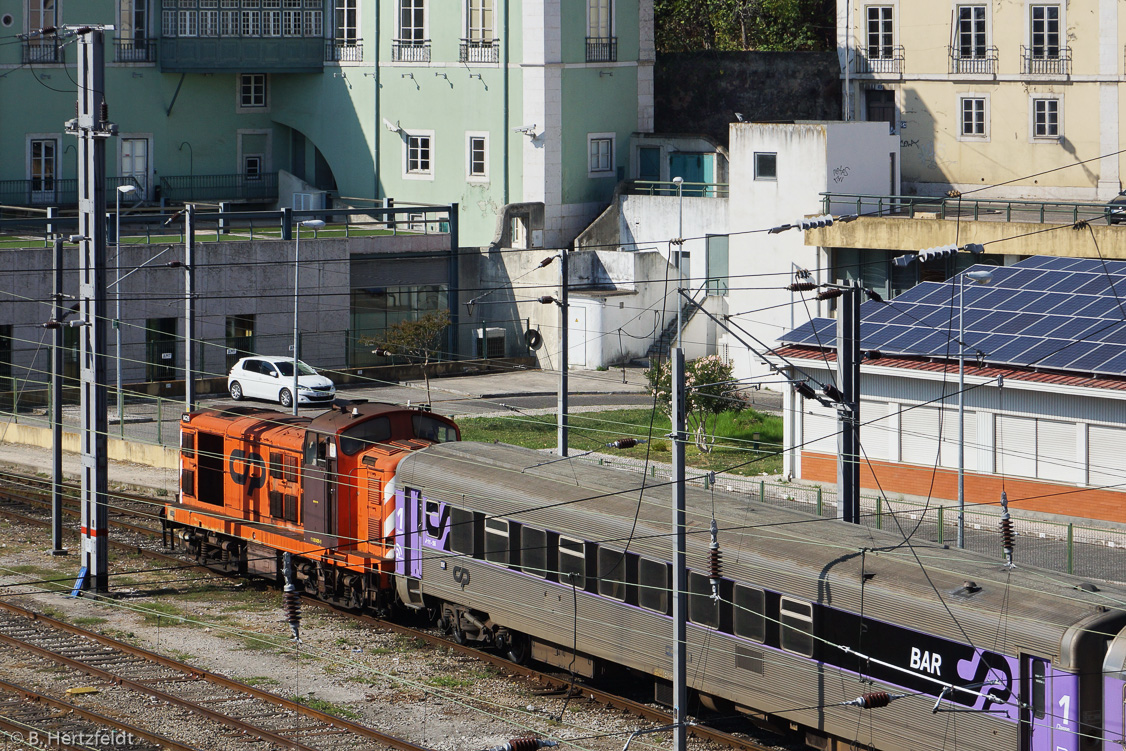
xmin=837 ymin=0 xmax=1124 ymax=200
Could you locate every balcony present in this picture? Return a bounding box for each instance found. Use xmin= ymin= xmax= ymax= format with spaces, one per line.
xmin=460 ymin=38 xmax=498 ymax=64
xmin=0 ymin=176 xmax=142 ymax=208
xmin=948 ymin=46 xmax=997 ymax=75
xmin=1021 ymin=45 xmax=1070 ymax=75
xmin=23 ymin=39 xmax=62 ymax=64
xmin=160 ymin=37 xmax=324 ymax=73
xmin=855 ymin=46 xmax=904 ymax=74
xmin=115 ymin=37 xmax=158 ymax=63
xmin=586 ymin=36 xmax=617 ymax=63
xmin=159 ymin=173 xmax=278 ymax=203
xmin=326 ymin=39 xmax=363 ymax=62
xmin=392 ymin=39 xmax=430 ymax=63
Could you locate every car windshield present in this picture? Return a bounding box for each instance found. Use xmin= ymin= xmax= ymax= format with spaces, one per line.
xmin=274 ymin=360 xmax=317 ymax=377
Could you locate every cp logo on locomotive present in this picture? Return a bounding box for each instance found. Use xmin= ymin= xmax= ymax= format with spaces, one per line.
xmin=229 ymin=449 xmax=266 ymax=491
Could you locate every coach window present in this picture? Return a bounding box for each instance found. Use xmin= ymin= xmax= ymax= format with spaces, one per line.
xmin=688 ymin=572 xmax=720 ymax=629
xmin=780 ymin=597 xmax=814 ymax=656
xmin=638 ymin=557 xmax=670 ymax=614
xmin=450 ymin=507 xmax=475 ymax=556
xmin=558 ymin=536 xmax=586 ymax=589
xmin=520 ymin=526 xmax=546 ymax=577
xmin=484 ymin=517 xmax=509 ymax=565
xmin=733 ymin=584 xmax=766 ymax=642
xmin=597 ymin=547 xmax=627 ymax=601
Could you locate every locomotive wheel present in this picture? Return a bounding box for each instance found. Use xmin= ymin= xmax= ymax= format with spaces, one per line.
xmin=504 ymin=632 xmax=529 ymax=664
xmin=229 ymin=381 xmax=243 ymax=400
xmin=279 ymin=388 xmax=294 ymax=408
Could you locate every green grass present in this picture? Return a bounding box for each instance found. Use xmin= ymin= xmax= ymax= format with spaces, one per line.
xmin=458 ymin=407 xmax=784 ymax=476
xmin=291 ymin=694 xmax=360 ymax=720
xmin=72 ymin=616 xmax=109 ymax=627
xmin=240 ymin=676 xmax=281 ymax=688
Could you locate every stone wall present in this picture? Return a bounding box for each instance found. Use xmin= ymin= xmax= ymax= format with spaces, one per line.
xmin=655 ymin=51 xmax=841 ymax=145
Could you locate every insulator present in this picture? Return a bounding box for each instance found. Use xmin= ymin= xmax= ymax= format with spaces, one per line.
xmin=864 ymin=288 xmax=884 ymax=303
xmin=708 ymin=519 xmax=721 ymax=600
xmin=537 ymin=295 xmax=557 ymax=305
xmin=786 ymin=281 xmax=817 ymax=292
xmin=855 ymin=691 xmax=891 ymax=709
xmin=1001 ymin=514 xmax=1015 ymax=568
xmin=816 ymin=288 xmax=843 ymax=301
xmin=821 ymin=383 xmax=844 ymax=402
xmin=487 ymin=739 xmax=558 ymax=751
xmin=100 ymin=101 xmax=108 ymax=122
xmin=794 ymin=382 xmax=818 ymax=400
xmin=607 ymin=438 xmax=640 ymax=449
xmin=283 ymin=588 xmax=302 ymax=639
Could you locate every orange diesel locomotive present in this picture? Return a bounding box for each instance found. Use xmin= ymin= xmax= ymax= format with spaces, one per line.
xmin=165 ymin=400 xmax=459 ymax=612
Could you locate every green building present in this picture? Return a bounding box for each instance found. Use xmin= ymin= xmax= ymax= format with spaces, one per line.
xmin=2 ymin=0 xmax=654 ymax=246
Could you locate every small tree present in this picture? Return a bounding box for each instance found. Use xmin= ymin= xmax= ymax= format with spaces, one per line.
xmin=365 ymin=309 xmax=451 ymax=406
xmin=646 ymin=355 xmax=743 ymax=451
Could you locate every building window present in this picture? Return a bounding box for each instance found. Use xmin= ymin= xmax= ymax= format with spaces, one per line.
xmin=244 ymin=155 xmax=263 ymax=180
xmin=467 ymin=133 xmax=488 ymax=180
xmin=1032 ymin=97 xmax=1059 ymax=139
xmin=25 ymin=0 xmax=61 ymax=62
xmin=461 ymin=0 xmax=496 ymax=62
xmin=956 ymin=6 xmax=985 ymax=58
xmin=393 ymin=0 xmax=429 ymax=61
xmin=754 ymin=152 xmax=777 ymax=180
xmin=706 ymin=234 xmax=729 ymax=296
xmin=240 ymin=73 xmax=267 ymax=108
xmin=959 ymin=96 xmax=987 ymax=138
xmin=331 ymin=0 xmax=361 ymax=60
xmin=866 ymin=6 xmax=893 ymax=59
xmin=29 ymin=137 xmax=57 ymax=202
xmin=1030 ymin=5 xmax=1059 ymax=58
xmin=405 ymin=132 xmax=433 ymax=177
xmin=588 ymin=133 xmax=614 ymax=177
xmin=586 ymin=0 xmax=615 ymax=61
xmin=0 ymin=325 xmax=11 ymax=395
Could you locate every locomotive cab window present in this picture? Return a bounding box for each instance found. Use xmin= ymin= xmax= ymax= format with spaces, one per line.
xmin=412 ymin=414 xmax=459 ymax=443
xmin=520 ymin=526 xmax=546 ymax=577
xmin=733 ymin=584 xmax=766 ymax=642
xmin=450 ymin=507 xmax=476 ymax=556
xmin=688 ymin=571 xmax=720 ymax=629
xmin=639 ymin=557 xmax=670 ymax=614
xmin=484 ymin=517 xmax=510 ymax=565
xmin=340 ymin=417 xmax=392 ymax=455
xmin=558 ymin=536 xmax=586 ymax=589
xmin=269 ymin=451 xmax=283 ymax=479
xmin=779 ymin=597 xmax=814 ymax=656
xmin=597 ymin=547 xmax=627 ymax=601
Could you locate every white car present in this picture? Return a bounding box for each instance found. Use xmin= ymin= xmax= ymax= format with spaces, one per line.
xmin=227 ymin=356 xmax=336 ymax=408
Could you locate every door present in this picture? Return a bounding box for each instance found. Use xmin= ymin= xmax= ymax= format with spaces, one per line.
xmin=301 ymin=433 xmax=339 ymax=550
xmin=569 ymin=306 xmax=586 ymax=367
xmin=866 ymin=89 xmax=896 ymax=134
xmin=30 ymin=138 xmax=57 ymax=204
xmin=145 ymin=317 xmax=176 ymax=381
xmin=120 ymin=137 xmax=149 ymax=198
xmin=638 ymin=146 xmax=660 ymax=181
xmin=1021 ymin=655 xmax=1079 ymax=751
xmin=669 ymin=152 xmax=704 ymax=194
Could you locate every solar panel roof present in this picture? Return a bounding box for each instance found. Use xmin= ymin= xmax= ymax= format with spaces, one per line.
xmin=778 ymin=257 xmax=1126 ymax=376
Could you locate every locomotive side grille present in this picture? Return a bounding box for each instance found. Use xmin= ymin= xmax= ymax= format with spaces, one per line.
xmin=367 ymin=481 xmax=381 ymax=546
xmin=181 ymin=469 xmax=195 ymax=497
xmin=284 ymin=494 xmax=298 ymax=523
xmin=735 ymin=646 xmax=764 ymax=674
xmin=268 ymin=490 xmax=284 ymax=518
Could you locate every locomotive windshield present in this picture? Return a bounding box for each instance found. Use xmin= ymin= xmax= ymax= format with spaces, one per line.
xmin=412 ymin=414 xmax=458 ymax=443
xmin=339 ymin=416 xmax=392 ymax=455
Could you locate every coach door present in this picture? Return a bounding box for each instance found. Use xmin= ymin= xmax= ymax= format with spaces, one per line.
xmin=301 ymin=432 xmax=338 ymax=551
xmin=1021 ymin=655 xmax=1078 ymax=751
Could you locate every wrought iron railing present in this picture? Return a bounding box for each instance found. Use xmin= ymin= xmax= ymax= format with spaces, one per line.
xmin=948 ymin=46 xmax=997 ymax=74
xmin=459 ymin=38 xmax=498 ymax=64
xmin=391 ymin=39 xmax=430 ymax=62
xmin=0 ymin=176 xmax=142 ymax=208
xmin=23 ymin=39 xmax=62 ymax=63
xmin=1021 ymin=45 xmax=1070 ymax=75
xmin=855 ymin=46 xmax=904 ymax=74
xmin=326 ymin=39 xmax=362 ymax=62
xmin=585 ymin=36 xmax=617 ymax=62
xmin=159 ymin=172 xmax=278 ymax=203
xmin=115 ymin=37 xmax=157 ymax=63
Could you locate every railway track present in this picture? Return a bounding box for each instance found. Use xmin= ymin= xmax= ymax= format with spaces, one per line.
xmin=0 ymin=476 xmax=783 ymax=751
xmin=0 ymin=599 xmax=430 ymax=751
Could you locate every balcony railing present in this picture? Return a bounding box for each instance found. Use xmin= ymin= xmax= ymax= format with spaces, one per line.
xmin=115 ymin=37 xmax=158 ymax=63
xmin=159 ymin=172 xmax=279 ymax=203
xmin=1021 ymin=45 xmax=1070 ymax=75
xmin=392 ymin=39 xmax=430 ymax=62
xmin=23 ymin=39 xmax=62 ymax=63
xmin=586 ymin=36 xmax=617 ymax=62
xmin=326 ymin=39 xmax=363 ymax=62
xmin=0 ymin=176 xmax=142 ymax=208
xmin=460 ymin=38 xmax=499 ymax=64
xmin=949 ymin=46 xmax=997 ymax=75
xmin=855 ymin=46 xmax=904 ymax=74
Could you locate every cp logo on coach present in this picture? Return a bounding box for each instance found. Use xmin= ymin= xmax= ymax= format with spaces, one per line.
xmin=452 ymin=566 xmax=471 ymax=588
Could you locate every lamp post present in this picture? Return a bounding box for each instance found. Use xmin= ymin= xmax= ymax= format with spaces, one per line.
xmin=672 ymin=175 xmax=683 ymax=349
xmin=293 ymin=218 xmax=325 ymax=416
xmin=958 ymin=268 xmax=993 ymax=549
xmin=114 ymin=184 xmax=137 ymax=427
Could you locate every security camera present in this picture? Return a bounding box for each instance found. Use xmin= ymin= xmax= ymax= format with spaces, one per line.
xmin=383 ymin=118 xmax=402 ymax=133
xmin=513 ymin=124 xmax=537 ymax=136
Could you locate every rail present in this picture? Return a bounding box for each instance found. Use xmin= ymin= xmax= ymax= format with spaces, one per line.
xmin=630 ymin=180 xmax=729 ymax=198
xmin=820 ymin=191 xmax=1115 ymax=225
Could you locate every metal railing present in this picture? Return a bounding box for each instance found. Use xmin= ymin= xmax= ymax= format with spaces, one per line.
xmin=585 ymin=36 xmax=617 ymax=63
xmin=459 ymin=38 xmax=499 ymax=64
xmin=820 ymin=191 xmax=1115 ymax=226
xmin=115 ymin=37 xmax=157 ymax=63
xmin=1021 ymin=45 xmax=1071 ymax=75
xmin=159 ymin=172 xmax=279 ymax=203
xmin=326 ymin=39 xmax=363 ymax=62
xmin=392 ymin=39 xmax=430 ymax=62
xmin=855 ymin=46 xmax=903 ymax=74
xmin=0 ymin=176 xmax=142 ymax=209
xmin=23 ymin=39 xmax=62 ymax=63
xmin=948 ymin=46 xmax=997 ymax=74
xmin=629 ymin=180 xmax=729 ymax=198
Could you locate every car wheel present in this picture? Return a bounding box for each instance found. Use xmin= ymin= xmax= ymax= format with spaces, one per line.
xmin=279 ymin=388 xmax=294 ymax=408
xmin=229 ymin=381 xmax=243 ymax=401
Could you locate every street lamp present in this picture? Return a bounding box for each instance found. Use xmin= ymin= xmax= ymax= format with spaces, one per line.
xmin=672 ymin=175 xmax=683 ymax=348
xmin=292 ymin=218 xmax=325 ymax=416
xmin=958 ymin=268 xmax=992 ymax=549
xmin=114 ymin=184 xmax=137 ymax=427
